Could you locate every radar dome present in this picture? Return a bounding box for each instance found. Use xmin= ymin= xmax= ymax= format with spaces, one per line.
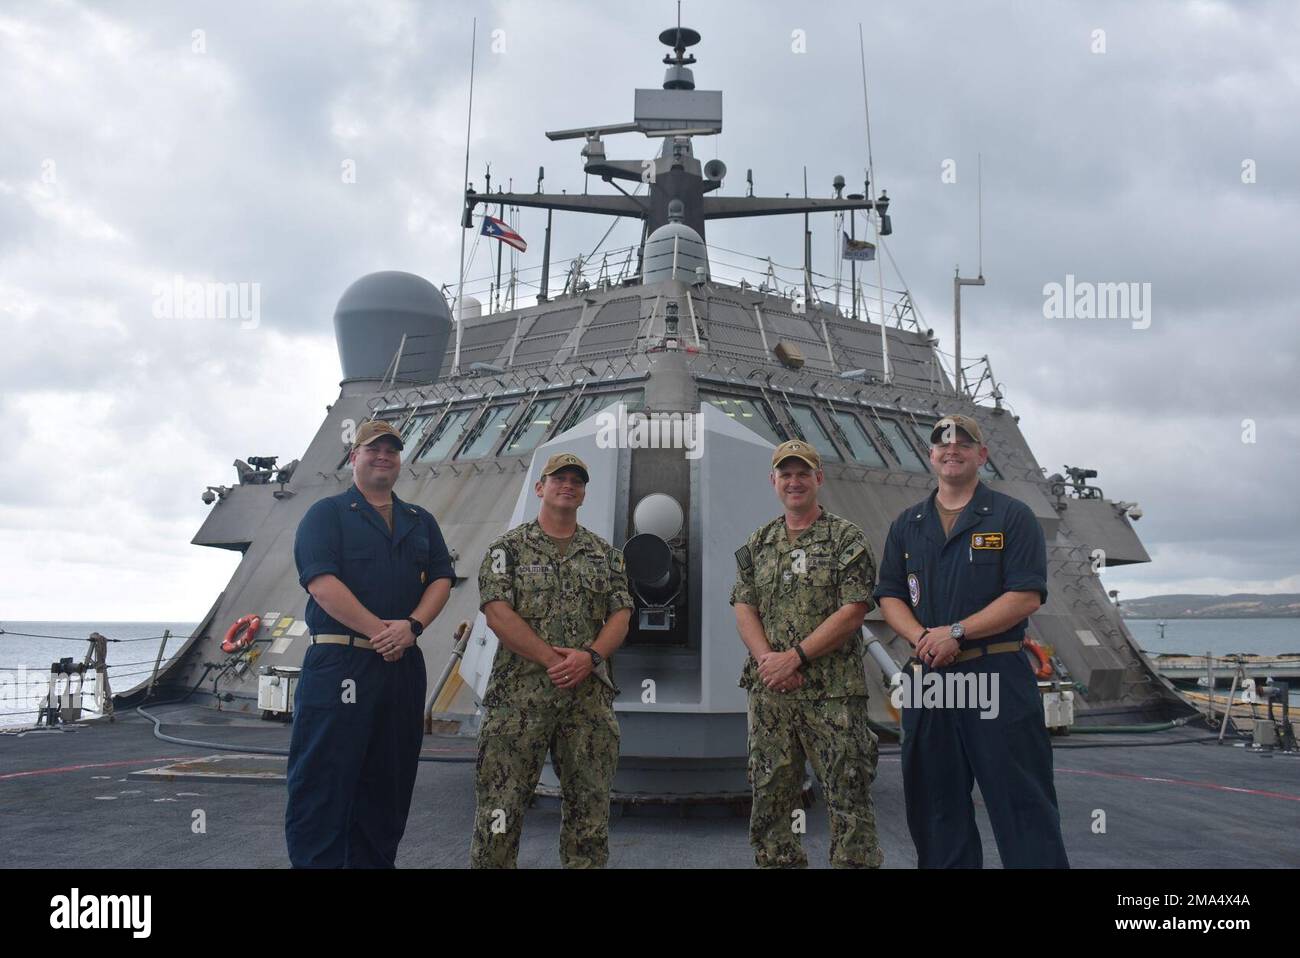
xmin=333 ymin=271 xmax=451 ymax=383
xmin=642 ymin=221 xmax=710 ymax=285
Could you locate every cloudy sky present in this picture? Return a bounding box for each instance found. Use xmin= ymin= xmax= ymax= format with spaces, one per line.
xmin=2 ymin=0 xmax=1297 ymax=621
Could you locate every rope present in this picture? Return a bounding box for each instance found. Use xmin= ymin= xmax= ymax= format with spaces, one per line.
xmin=1 ymin=628 xmax=177 ymax=644
xmin=0 ymin=629 xmax=117 ymax=642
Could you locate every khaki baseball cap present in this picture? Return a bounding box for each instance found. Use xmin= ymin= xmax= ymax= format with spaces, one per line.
xmin=930 ymin=414 xmax=984 ymax=445
xmin=540 ymin=451 xmax=590 ymax=483
xmin=353 ymin=420 xmax=404 ymax=450
xmin=771 ymin=439 xmax=821 ymax=470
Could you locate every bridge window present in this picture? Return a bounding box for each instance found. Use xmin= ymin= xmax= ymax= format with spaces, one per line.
xmin=398 ymin=414 xmax=433 ymax=457
xmin=504 ymin=397 xmax=564 ymax=454
xmin=557 ymin=389 xmax=645 ymax=433
xmin=416 ymin=408 xmax=473 ymax=463
xmin=830 ymin=410 xmax=887 ymax=467
xmin=787 ymin=404 xmax=842 ymax=462
xmin=700 ymin=392 xmax=784 ymax=444
xmin=877 ymin=419 xmax=929 ymax=472
xmin=458 ymin=403 xmax=519 ymax=459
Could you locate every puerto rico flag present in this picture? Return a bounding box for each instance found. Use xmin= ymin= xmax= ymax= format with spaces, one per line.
xmin=480 ymin=215 xmax=527 ymax=252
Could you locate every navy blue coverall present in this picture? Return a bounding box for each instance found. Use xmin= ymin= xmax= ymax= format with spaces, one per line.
xmin=874 ymin=481 xmax=1069 ymax=868
xmin=286 ymin=483 xmax=454 ymax=868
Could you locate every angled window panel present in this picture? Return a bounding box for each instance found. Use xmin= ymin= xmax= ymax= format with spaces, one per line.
xmin=504 ymin=396 xmax=564 ymax=454
xmin=831 ymin=410 xmax=887 ymax=467
xmin=699 ymin=391 xmax=784 ymax=445
xmin=878 ymin=419 xmax=929 ymax=473
xmin=787 ymin=404 xmax=842 ymax=462
xmin=416 ymin=408 xmax=473 ymax=463
xmin=457 ymin=402 xmax=519 ymax=459
xmin=399 ymin=414 xmax=433 ymax=457
xmin=557 ymin=389 xmax=645 ymax=433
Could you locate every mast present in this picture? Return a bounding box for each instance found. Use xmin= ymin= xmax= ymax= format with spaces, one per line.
xmin=451 ymin=17 xmax=478 ymax=377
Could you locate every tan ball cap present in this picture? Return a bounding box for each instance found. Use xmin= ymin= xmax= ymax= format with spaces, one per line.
xmin=930 ymin=414 xmax=984 ymax=445
xmin=771 ymin=439 xmax=821 ymax=470
xmin=540 ymin=451 xmax=590 ymax=483
xmin=353 ymin=420 xmax=404 ymax=450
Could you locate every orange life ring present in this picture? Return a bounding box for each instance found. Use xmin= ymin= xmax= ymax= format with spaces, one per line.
xmin=222 ymin=614 xmax=261 ymax=654
xmin=1024 ymin=637 xmax=1053 ymax=679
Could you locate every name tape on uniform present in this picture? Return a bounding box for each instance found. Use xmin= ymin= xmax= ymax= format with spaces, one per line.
xmin=971 ymin=532 xmax=1004 ymax=550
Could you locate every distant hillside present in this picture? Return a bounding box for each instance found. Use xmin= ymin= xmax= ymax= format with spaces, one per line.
xmin=1120 ymin=594 xmax=1300 ymax=619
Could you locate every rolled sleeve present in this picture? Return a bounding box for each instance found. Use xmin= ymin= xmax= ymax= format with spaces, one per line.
xmin=872 ymin=519 xmax=909 ymax=604
xmin=425 ymin=516 xmax=456 ymax=586
xmin=478 ymin=539 xmax=515 ymax=610
xmin=294 ymin=499 xmax=341 ymax=590
xmin=1002 ymin=501 xmax=1048 ymax=603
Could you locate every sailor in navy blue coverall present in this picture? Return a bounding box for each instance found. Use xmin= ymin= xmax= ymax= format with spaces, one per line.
xmin=874 ymin=414 xmax=1069 ymax=868
xmin=286 ymin=420 xmax=454 ymax=868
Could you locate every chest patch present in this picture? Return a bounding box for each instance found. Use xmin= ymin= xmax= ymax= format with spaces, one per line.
xmin=907 ymin=573 xmax=921 ymax=607
xmin=971 ymin=532 xmax=1004 ymax=550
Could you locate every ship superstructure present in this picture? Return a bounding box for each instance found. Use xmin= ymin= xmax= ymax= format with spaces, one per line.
xmin=159 ymin=26 xmax=1190 ymax=799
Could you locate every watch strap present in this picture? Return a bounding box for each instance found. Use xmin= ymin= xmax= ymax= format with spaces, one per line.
xmin=795 ymin=644 xmax=811 ymax=668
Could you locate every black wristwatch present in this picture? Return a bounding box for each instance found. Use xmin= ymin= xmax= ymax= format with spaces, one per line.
xmin=406 ymin=617 xmax=424 ymax=638
xmin=585 ymin=647 xmax=603 ymax=668
xmin=795 ymin=644 xmax=811 ymax=668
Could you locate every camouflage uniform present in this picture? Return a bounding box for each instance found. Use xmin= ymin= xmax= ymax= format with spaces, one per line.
xmin=731 ymin=509 xmax=883 ymax=868
xmin=471 ymin=519 xmax=632 ymax=868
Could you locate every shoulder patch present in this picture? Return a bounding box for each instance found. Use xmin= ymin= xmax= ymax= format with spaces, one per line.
xmin=608 ymin=549 xmax=625 ymax=573
xmin=735 ymin=545 xmax=754 ymax=572
xmin=838 ymin=540 xmax=865 ymax=568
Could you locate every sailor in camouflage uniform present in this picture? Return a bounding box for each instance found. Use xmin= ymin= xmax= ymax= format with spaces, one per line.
xmin=471 ymin=452 xmax=633 ymax=868
xmin=731 ymin=439 xmax=882 ymax=868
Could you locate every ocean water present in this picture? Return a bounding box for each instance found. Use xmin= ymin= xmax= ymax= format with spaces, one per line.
xmin=1124 ymin=617 xmax=1300 ymax=658
xmin=1125 ymin=617 xmax=1300 ymax=707
xmin=0 ymin=621 xmax=197 ymax=727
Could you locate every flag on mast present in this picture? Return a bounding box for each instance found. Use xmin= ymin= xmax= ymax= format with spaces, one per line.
xmin=842 ymin=232 xmax=875 ymax=261
xmin=481 ymin=215 xmax=527 ymax=252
